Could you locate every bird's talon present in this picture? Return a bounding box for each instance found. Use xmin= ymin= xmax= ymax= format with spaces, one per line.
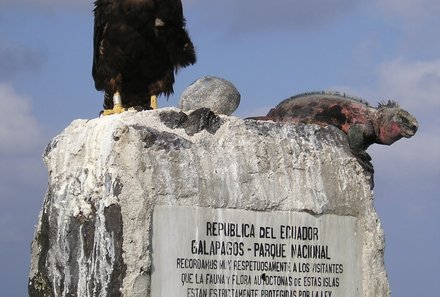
xmin=101 ymin=103 xmax=126 ymax=116
xmin=113 ymin=103 xmax=126 ymax=114
xmin=102 ymin=109 xmax=115 ymax=116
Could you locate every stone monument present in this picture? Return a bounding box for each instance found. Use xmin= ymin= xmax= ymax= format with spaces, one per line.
xmin=29 ymin=104 xmax=390 ymax=296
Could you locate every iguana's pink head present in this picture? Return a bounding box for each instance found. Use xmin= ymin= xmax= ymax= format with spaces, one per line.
xmin=377 ymin=101 xmax=418 ymax=145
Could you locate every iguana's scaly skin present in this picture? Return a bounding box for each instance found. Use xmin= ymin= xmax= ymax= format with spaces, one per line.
xmin=247 ymin=91 xmax=418 ymax=170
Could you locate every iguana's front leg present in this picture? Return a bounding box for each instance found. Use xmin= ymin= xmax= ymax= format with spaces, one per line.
xmin=347 ymin=124 xmax=374 ymax=173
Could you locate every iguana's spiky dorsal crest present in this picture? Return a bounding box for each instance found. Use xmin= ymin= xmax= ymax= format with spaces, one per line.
xmin=287 ymin=90 xmax=370 ymax=106
xmin=378 ymin=100 xmax=400 ymax=109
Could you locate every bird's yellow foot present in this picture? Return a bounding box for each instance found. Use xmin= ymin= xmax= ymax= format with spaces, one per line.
xmin=102 ymin=103 xmax=126 ymax=116
xmin=150 ymin=95 xmax=158 ymax=109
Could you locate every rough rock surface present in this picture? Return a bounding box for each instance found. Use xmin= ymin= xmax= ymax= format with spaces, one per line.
xmin=29 ymin=108 xmax=389 ymax=297
xmin=180 ymin=76 xmax=241 ymax=115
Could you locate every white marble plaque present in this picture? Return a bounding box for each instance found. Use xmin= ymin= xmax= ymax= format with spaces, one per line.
xmin=151 ymin=206 xmax=361 ymax=297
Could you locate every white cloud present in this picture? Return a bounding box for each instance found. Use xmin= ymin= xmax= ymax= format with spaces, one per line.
xmin=0 ymin=84 xmax=46 ymax=247
xmin=376 ymin=58 xmax=440 ymax=111
xmin=0 ymin=84 xmax=44 ymax=155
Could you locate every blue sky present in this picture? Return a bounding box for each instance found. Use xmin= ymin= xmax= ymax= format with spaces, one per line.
xmin=0 ymin=0 xmax=439 ymax=296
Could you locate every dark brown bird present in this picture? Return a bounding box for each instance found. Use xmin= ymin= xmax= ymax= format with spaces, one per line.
xmin=92 ymin=0 xmax=196 ymax=115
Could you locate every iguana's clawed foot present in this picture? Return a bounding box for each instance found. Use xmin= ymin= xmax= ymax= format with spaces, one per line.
xmin=353 ymin=150 xmax=374 ymax=173
xmin=101 ymin=103 xmax=126 ymax=116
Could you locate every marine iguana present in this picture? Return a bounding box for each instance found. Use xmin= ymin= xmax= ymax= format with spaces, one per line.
xmin=247 ymin=91 xmax=418 ymax=171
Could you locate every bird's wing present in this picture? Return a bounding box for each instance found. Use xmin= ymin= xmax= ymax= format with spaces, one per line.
xmin=92 ymin=0 xmax=113 ymax=82
xmin=153 ymin=0 xmax=196 ymax=67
